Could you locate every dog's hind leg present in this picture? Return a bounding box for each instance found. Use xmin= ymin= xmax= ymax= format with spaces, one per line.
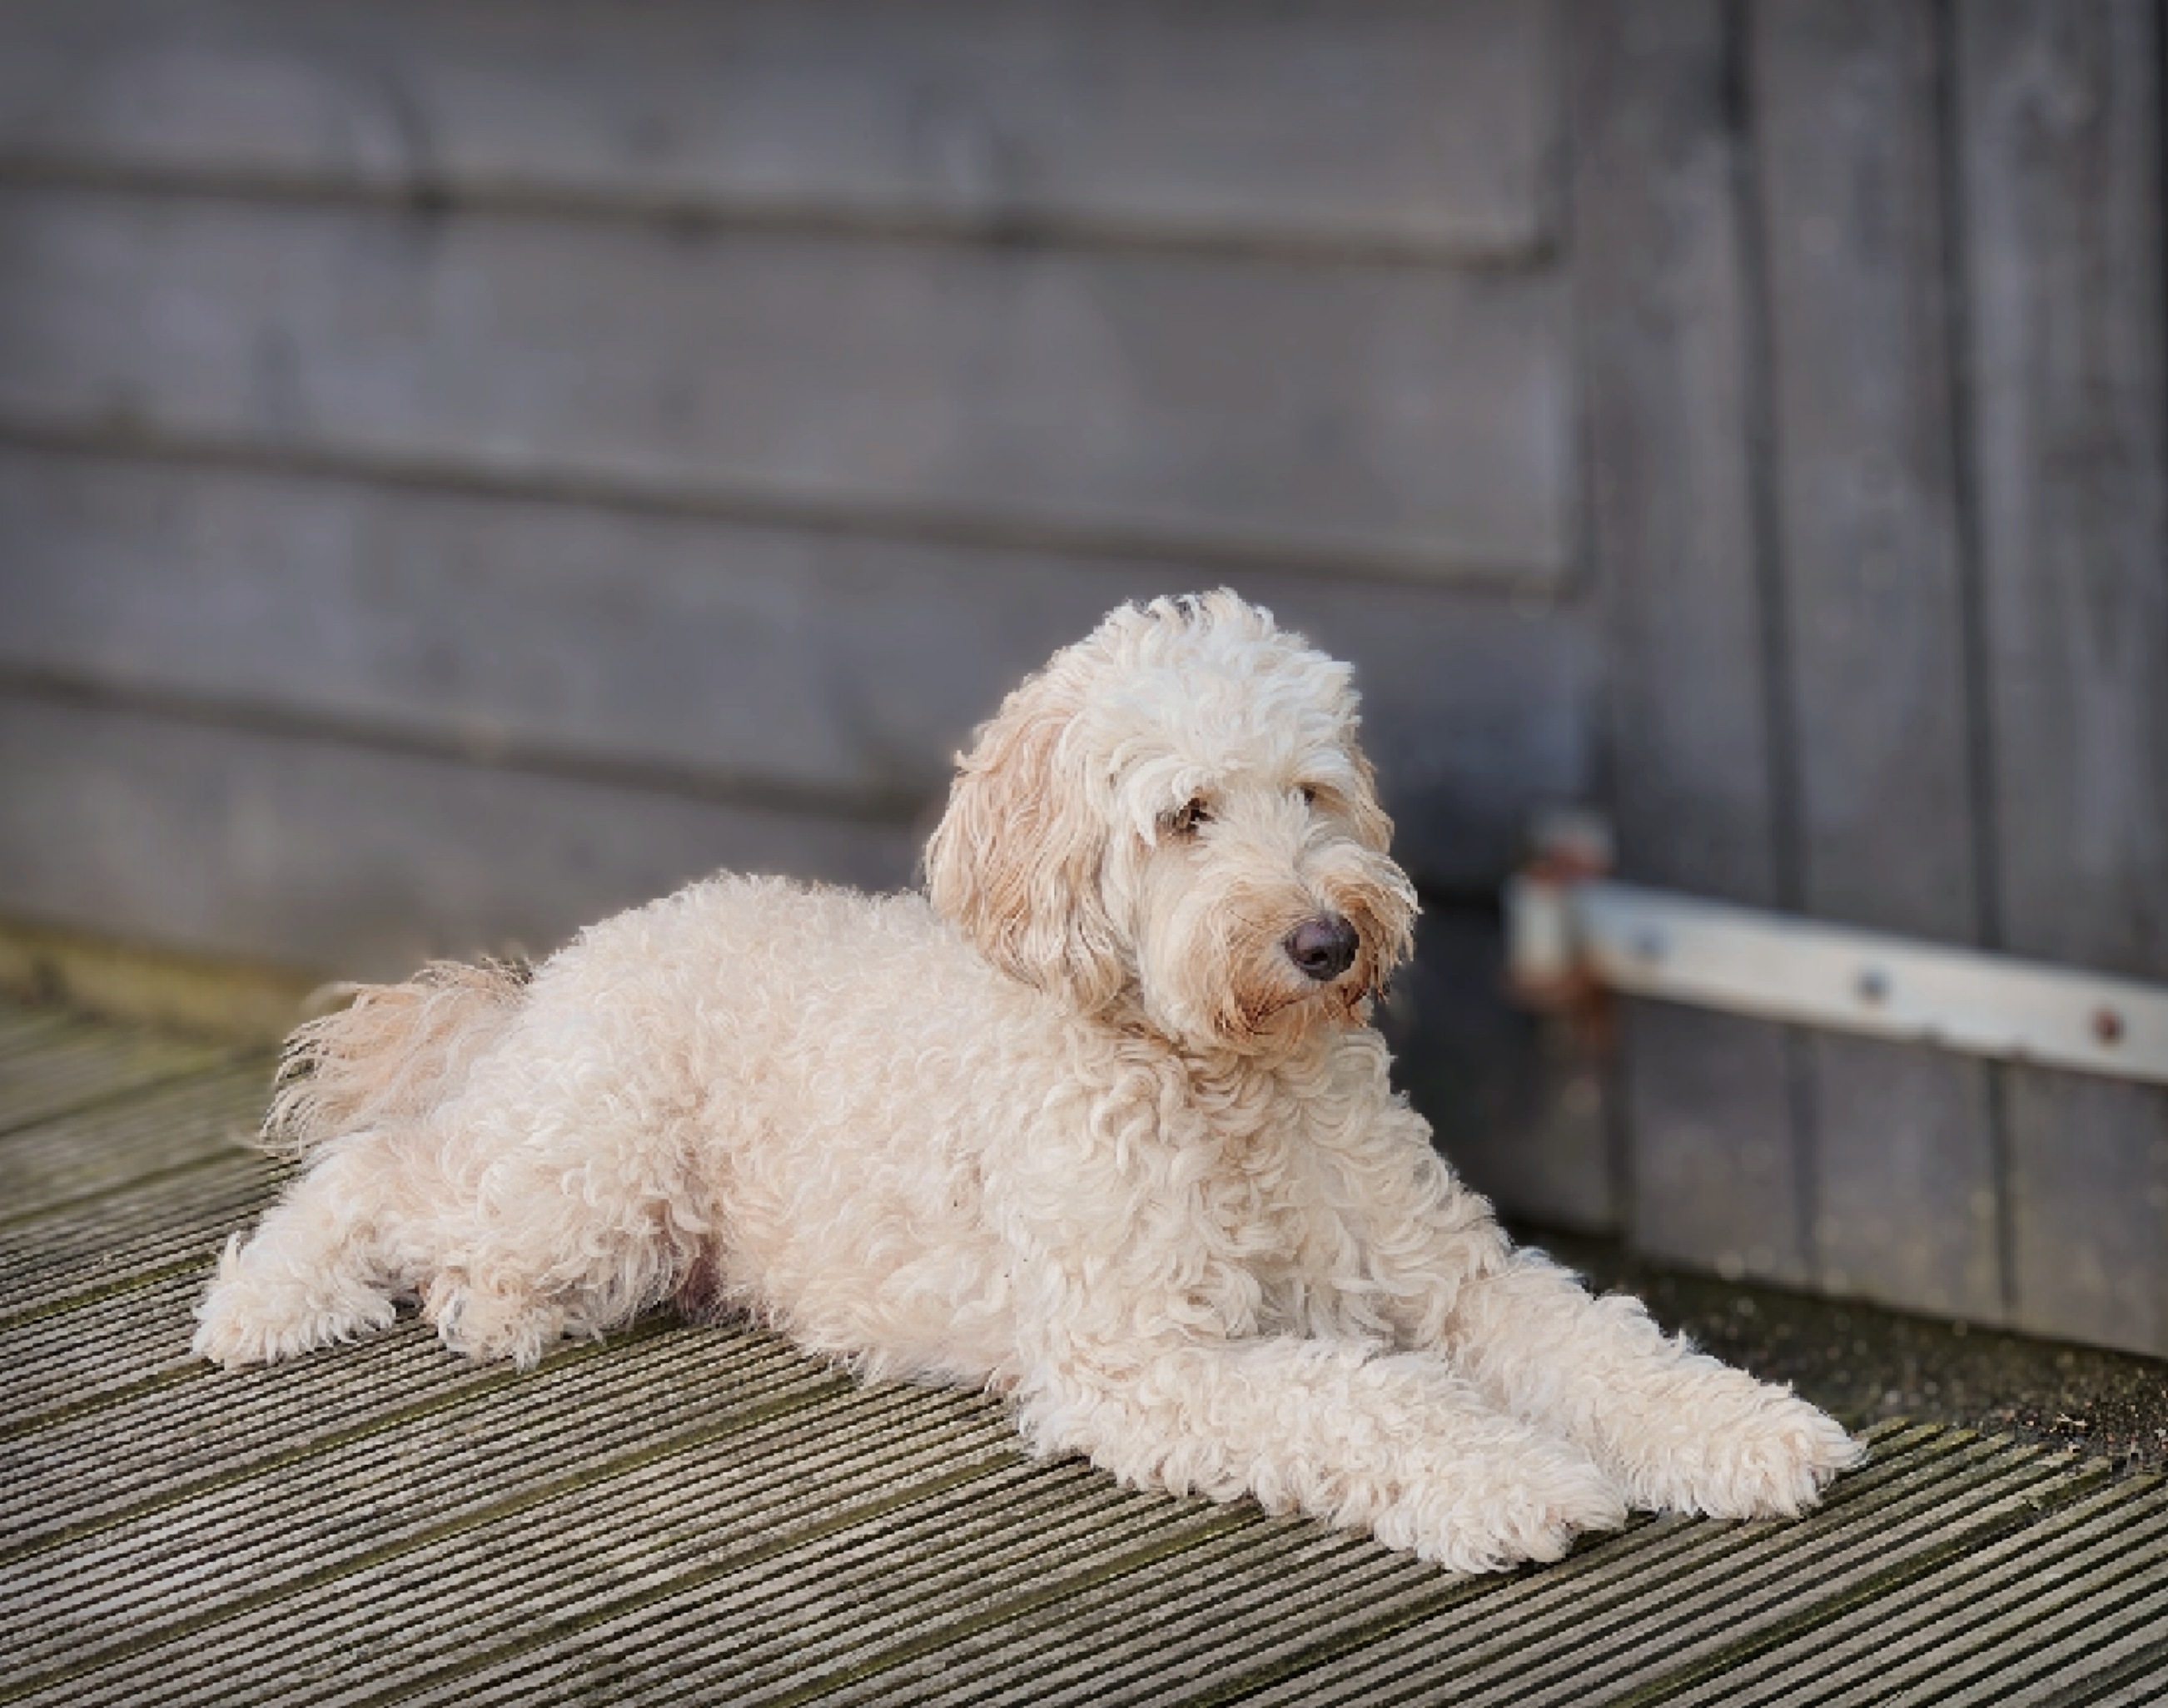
xmin=405 ymin=1075 xmax=713 ymax=1369
xmin=192 ymin=1135 xmax=408 ymax=1368
xmin=196 ymin=956 xmax=534 ymax=1368
xmin=417 ymin=1152 xmax=705 ymax=1370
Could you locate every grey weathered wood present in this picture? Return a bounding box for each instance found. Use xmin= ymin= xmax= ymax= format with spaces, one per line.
xmin=0 ymin=444 xmax=1596 ymax=895
xmin=0 ymin=1064 xmax=265 ymax=1226
xmin=0 ymin=1155 xmax=263 ymax=1322
xmin=0 ymin=186 xmax=1572 ymax=586
xmin=0 ymin=693 xmax=919 ymax=981
xmin=1385 ymin=910 xmax=1614 ymax=1235
xmin=1750 ymin=0 xmax=2001 ymax=1319
xmin=7 ymin=1010 xmax=2166 ymax=1701
xmin=1574 ymin=0 xmax=1805 ymax=1282
xmin=0 ymin=0 xmax=1559 ymax=260
xmin=0 ymin=1020 xmax=226 ymax=1137
xmin=1956 ymin=0 xmax=2168 ymax=1358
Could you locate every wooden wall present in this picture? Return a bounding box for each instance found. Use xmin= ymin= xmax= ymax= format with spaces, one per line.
xmin=0 ymin=1 xmax=2161 ymax=1356
xmin=0 ymin=0 xmax=1584 ymax=966
xmin=1577 ymin=0 xmax=2168 ymax=1358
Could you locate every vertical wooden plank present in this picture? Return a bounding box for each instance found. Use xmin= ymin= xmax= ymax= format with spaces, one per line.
xmin=1957 ymin=0 xmax=2168 ymax=1358
xmin=1750 ymin=0 xmax=2002 ymax=1318
xmin=1574 ymin=0 xmax=1808 ymax=1283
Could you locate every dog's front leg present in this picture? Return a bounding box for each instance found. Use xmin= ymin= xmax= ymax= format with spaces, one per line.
xmin=1013 ymin=1332 xmax=1626 ymax=1572
xmin=1444 ymin=1249 xmax=1862 ymax=1519
xmin=1309 ymin=1070 xmax=1857 ymax=1522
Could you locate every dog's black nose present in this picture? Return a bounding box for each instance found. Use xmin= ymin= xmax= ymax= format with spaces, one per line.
xmin=1285 ymin=915 xmax=1360 ymax=982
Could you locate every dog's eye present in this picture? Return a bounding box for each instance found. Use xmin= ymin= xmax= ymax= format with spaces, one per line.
xmin=1168 ymin=798 xmax=1211 ymax=837
xmin=1297 ymin=784 xmax=1319 ymax=807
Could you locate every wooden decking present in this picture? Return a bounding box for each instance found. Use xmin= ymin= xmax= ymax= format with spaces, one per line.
xmin=2 ymin=996 xmax=2165 ymax=1706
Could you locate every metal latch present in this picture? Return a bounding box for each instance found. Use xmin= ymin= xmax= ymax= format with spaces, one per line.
xmin=1506 ymin=816 xmax=2168 ymax=1088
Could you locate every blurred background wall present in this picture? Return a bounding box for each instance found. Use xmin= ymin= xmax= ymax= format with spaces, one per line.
xmin=0 ymin=1 xmax=2161 ymax=1356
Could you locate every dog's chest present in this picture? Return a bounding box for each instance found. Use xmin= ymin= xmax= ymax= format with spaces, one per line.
xmin=1185 ymin=1117 xmax=1371 ymax=1338
xmin=1044 ymin=1044 xmax=1389 ymax=1342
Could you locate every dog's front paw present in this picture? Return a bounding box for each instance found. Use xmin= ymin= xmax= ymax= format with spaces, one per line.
xmin=1694 ymin=1391 xmax=1862 ymax=1519
xmin=1382 ymin=1438 xmax=1629 ymax=1574
xmin=1621 ymin=1378 xmax=1862 ymax=1521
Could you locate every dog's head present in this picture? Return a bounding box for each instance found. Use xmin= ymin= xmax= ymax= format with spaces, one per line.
xmin=924 ymin=592 xmax=1416 ymax=1055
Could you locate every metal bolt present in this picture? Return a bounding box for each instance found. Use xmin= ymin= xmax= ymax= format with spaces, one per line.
xmin=1856 ymin=967 xmax=1890 ymax=1005
xmin=2094 ymin=1007 xmax=2126 ymax=1046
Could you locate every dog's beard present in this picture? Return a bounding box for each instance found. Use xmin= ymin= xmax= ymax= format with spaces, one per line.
xmin=1130 ymin=853 xmax=1414 ymax=1056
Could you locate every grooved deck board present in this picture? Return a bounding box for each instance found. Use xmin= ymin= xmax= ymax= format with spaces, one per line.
xmin=0 ymin=1056 xmax=267 ymax=1211
xmin=1 ymin=999 xmax=2161 ymax=1704
xmin=0 ymin=1017 xmax=227 ymax=1133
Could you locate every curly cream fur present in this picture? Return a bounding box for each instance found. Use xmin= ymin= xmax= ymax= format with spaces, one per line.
xmin=195 ymin=592 xmax=1859 ymax=1573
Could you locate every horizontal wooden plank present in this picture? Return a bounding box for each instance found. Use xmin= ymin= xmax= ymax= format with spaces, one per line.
xmin=0 ymin=1311 xmax=500 ymax=1560
xmin=0 ymin=693 xmax=919 ymax=981
xmin=0 ymin=186 xmax=1572 ymax=583
xmin=0 ymin=1325 xmax=878 ymax=1680
xmin=0 ymin=0 xmax=1558 ymax=258
xmin=0 ymin=444 xmax=1597 ymax=891
xmin=0 ymin=913 xmax=315 ymax=1045
xmin=0 ymin=1269 xmax=217 ymax=1433
xmin=0 ymin=1156 xmax=264 ymax=1325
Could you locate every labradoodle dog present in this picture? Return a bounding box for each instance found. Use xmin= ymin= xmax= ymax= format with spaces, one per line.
xmin=195 ymin=592 xmax=1857 ymax=1572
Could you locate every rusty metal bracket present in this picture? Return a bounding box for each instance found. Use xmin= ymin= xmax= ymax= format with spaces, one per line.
xmin=1506 ymin=817 xmax=2168 ymax=1088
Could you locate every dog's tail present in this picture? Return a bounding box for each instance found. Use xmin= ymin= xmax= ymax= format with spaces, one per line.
xmin=261 ymin=957 xmax=532 ymax=1157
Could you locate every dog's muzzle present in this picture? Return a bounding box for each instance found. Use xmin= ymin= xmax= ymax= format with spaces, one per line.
xmin=1285 ymin=915 xmax=1360 ymax=983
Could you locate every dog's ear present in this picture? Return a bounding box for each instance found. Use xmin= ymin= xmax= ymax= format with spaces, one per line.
xmin=1341 ymin=740 xmax=1396 ymax=854
xmin=923 ymin=679 xmax=1126 ymax=1014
